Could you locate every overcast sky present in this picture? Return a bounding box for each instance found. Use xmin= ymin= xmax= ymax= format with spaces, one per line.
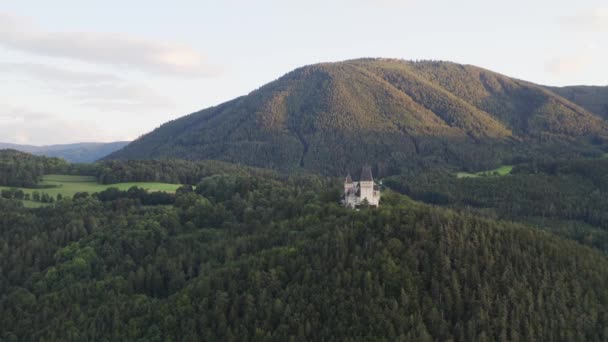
xmin=0 ymin=0 xmax=606 ymax=145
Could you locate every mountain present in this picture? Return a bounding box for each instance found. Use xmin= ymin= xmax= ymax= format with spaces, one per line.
xmin=0 ymin=141 xmax=129 ymax=163
xmin=547 ymin=85 xmax=608 ymax=120
xmin=107 ymin=59 xmax=608 ymax=175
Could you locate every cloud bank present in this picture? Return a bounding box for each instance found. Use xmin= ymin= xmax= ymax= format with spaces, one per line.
xmin=0 ymin=62 xmax=121 ymax=83
xmin=0 ymin=62 xmax=174 ymax=111
xmin=0 ymin=12 xmax=220 ymax=77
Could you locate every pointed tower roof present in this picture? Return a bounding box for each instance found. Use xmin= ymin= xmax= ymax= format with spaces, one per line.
xmin=345 ymin=173 xmax=353 ymax=183
xmin=360 ymin=165 xmax=373 ymax=182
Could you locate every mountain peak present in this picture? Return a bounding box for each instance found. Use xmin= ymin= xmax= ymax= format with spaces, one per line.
xmin=107 ymin=59 xmax=608 ymax=175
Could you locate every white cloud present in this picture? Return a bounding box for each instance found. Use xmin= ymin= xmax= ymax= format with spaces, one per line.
xmin=0 ymin=12 xmax=221 ymax=77
xmin=0 ymin=62 xmax=121 ymax=83
xmin=0 ymin=114 xmax=25 ymax=125
xmin=0 ymin=62 xmax=173 ymax=111
xmin=562 ymin=8 xmax=608 ymax=31
xmin=69 ymin=82 xmax=174 ymax=110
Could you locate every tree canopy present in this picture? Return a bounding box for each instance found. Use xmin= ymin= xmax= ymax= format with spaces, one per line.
xmin=1 ymin=170 xmax=608 ymax=341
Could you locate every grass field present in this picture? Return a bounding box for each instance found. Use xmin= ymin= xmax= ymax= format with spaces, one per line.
xmin=457 ymin=165 xmax=513 ymax=179
xmin=0 ymin=174 xmax=181 ymax=204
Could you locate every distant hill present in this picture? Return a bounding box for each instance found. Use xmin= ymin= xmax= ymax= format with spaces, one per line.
xmin=547 ymin=85 xmax=608 ymax=120
xmin=107 ymin=59 xmax=608 ymax=175
xmin=0 ymin=141 xmax=129 ymax=163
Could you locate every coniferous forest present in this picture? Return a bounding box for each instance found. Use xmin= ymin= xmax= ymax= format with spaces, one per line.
xmin=0 ymin=150 xmax=69 ymax=187
xmin=1 ymin=152 xmax=608 ymax=341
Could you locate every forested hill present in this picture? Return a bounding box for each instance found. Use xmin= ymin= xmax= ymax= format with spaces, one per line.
xmin=2 ymin=176 xmax=608 ymax=340
xmin=0 ymin=141 xmax=129 ymax=163
xmin=107 ymin=58 xmax=608 ymax=175
xmin=0 ymin=149 xmax=69 ymax=187
xmin=547 ymin=85 xmax=608 ymax=120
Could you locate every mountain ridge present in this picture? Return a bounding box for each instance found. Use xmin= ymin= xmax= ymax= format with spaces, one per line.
xmin=108 ymin=58 xmax=608 ymax=175
xmin=547 ymin=85 xmax=608 ymax=120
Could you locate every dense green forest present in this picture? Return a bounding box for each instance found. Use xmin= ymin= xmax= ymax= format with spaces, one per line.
xmin=2 ymin=171 xmax=608 ymax=341
xmin=96 ymin=159 xmax=278 ymax=184
xmin=0 ymin=150 xmax=69 ymax=187
xmin=0 ymin=150 xmax=279 ymax=187
xmin=385 ymin=157 xmax=608 ymax=254
xmin=107 ymin=59 xmax=608 ymax=176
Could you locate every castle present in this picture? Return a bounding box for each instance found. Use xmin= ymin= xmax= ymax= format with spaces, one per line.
xmin=343 ymin=166 xmax=381 ymax=208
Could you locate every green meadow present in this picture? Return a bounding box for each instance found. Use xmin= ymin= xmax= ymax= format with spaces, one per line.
xmin=457 ymin=165 xmax=513 ymax=179
xmin=0 ymin=174 xmax=181 ymax=204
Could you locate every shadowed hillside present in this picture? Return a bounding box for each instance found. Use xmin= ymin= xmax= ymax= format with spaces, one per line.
xmin=108 ymin=59 xmax=608 ymax=175
xmin=548 ymin=85 xmax=608 ymax=120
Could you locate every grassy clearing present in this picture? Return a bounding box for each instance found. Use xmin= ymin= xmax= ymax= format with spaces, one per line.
xmin=457 ymin=165 xmax=513 ymax=179
xmin=21 ymin=200 xmax=46 ymax=208
xmin=0 ymin=174 xmax=181 ymax=204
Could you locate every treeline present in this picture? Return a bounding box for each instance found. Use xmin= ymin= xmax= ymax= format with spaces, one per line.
xmin=1 ymin=188 xmax=60 ymax=203
xmin=94 ymin=186 xmax=177 ymax=206
xmin=95 ymin=159 xmax=278 ymax=185
xmin=513 ymin=157 xmax=608 ymax=190
xmin=1 ymin=173 xmax=608 ymax=340
xmin=0 ymin=150 xmax=282 ymax=189
xmin=0 ymin=149 xmax=69 ymax=187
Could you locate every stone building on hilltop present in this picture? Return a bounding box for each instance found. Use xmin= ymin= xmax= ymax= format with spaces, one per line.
xmin=343 ymin=166 xmax=381 ymax=208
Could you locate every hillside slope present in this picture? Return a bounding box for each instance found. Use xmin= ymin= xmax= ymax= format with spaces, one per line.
xmin=108 ymin=59 xmax=608 ymax=175
xmin=548 ymin=85 xmax=608 ymax=120
xmin=0 ymin=141 xmax=129 ymax=163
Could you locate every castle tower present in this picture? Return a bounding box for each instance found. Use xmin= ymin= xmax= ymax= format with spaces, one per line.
xmin=359 ymin=165 xmax=375 ymax=204
xmin=344 ymin=173 xmax=354 ymax=194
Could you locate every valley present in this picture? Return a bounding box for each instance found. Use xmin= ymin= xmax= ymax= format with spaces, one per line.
xmin=0 ymin=174 xmax=180 ymax=207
